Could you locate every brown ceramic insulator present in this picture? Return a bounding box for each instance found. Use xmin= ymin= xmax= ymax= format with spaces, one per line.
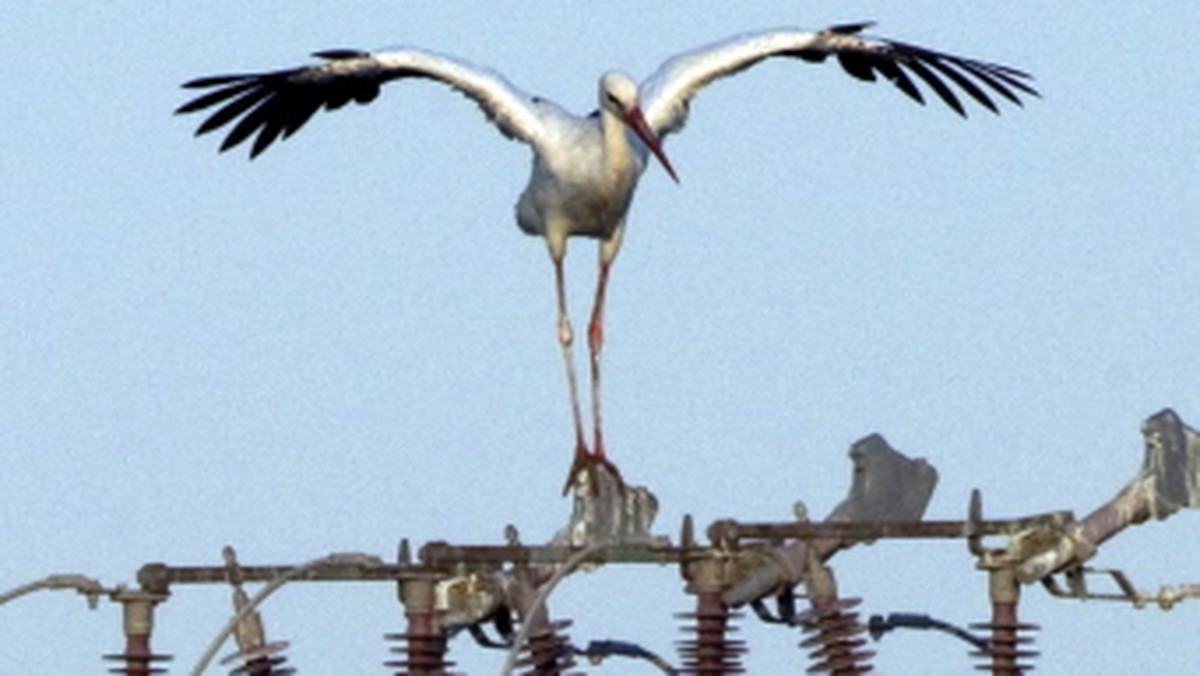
xmin=795 ymin=598 xmax=874 ymax=675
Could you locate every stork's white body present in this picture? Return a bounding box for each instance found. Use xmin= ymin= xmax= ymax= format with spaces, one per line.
xmin=515 ymin=99 xmax=647 ymax=262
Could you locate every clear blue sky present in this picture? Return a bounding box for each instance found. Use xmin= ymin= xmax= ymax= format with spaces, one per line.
xmin=3 ymin=1 xmax=1198 ymax=673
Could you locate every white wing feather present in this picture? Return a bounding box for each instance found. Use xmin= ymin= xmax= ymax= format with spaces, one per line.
xmin=371 ymin=49 xmax=545 ymax=144
xmin=639 ymin=29 xmax=827 ymax=137
xmin=178 ymin=47 xmax=547 ymax=157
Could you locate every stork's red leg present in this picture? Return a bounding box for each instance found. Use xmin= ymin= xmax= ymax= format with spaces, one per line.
xmin=572 ymin=257 xmax=624 ymax=491
xmin=553 ymin=257 xmax=591 ymax=493
xmin=587 ymin=259 xmax=613 ymax=459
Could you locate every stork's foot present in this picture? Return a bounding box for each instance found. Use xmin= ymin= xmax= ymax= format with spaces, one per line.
xmin=562 ymin=445 xmax=624 ymax=497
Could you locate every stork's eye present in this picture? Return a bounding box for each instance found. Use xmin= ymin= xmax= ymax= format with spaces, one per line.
xmin=605 ymin=92 xmax=622 ymax=108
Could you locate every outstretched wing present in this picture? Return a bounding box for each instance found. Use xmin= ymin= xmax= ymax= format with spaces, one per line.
xmin=177 ymin=47 xmax=545 ymax=158
xmin=640 ymin=22 xmax=1038 ymax=137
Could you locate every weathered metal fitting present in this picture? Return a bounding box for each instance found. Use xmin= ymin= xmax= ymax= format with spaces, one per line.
xmin=435 ymin=572 xmax=505 ymax=627
xmin=1015 ymin=523 xmax=1094 ymax=583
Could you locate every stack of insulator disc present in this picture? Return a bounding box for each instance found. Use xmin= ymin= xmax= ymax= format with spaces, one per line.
xmin=383 ymin=631 xmax=454 ymax=675
xmin=969 ymin=620 xmax=1039 ymax=675
xmin=102 ymin=650 xmax=172 ymax=675
xmin=515 ymin=619 xmax=579 ymax=676
xmin=675 ymin=605 xmax=747 ymax=674
xmin=795 ymin=598 xmax=874 ymax=674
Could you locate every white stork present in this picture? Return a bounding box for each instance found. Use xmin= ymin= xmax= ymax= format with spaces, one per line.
xmin=177 ymin=22 xmax=1037 ymax=489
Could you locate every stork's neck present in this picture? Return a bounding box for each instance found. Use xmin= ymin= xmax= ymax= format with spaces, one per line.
xmin=600 ymin=108 xmax=638 ymax=179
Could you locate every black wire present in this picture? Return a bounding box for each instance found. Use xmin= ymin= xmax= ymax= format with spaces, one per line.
xmin=575 ymin=640 xmax=678 ymax=675
xmin=868 ymin=612 xmax=990 ymax=652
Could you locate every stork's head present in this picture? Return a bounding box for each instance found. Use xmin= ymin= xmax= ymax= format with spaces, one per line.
xmin=599 ymin=71 xmax=678 ymax=183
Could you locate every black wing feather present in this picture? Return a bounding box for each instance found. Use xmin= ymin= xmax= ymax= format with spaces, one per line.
xmin=837 ymin=52 xmax=877 ymax=83
xmin=829 ymin=22 xmax=876 ymax=36
xmin=954 ymin=61 xmax=1023 ymax=107
xmin=175 ymin=79 xmax=261 ymax=114
xmin=896 ymin=41 xmax=1038 ymax=100
xmin=949 ymin=58 xmax=1031 ymax=106
xmin=917 ymin=55 xmax=999 ymax=114
xmin=193 ymin=86 xmax=273 ymax=136
xmin=176 ymin=51 xmax=403 ymax=158
xmin=787 ymin=24 xmax=1038 ymax=116
xmin=219 ymin=98 xmax=275 ymax=154
xmin=896 ymin=58 xmax=966 ymax=116
xmin=870 ymin=57 xmax=925 ymax=106
xmin=980 ymin=64 xmax=1039 ymax=98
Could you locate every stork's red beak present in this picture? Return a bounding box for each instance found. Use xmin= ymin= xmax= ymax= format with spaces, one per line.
xmin=624 ymin=107 xmax=679 ymax=184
